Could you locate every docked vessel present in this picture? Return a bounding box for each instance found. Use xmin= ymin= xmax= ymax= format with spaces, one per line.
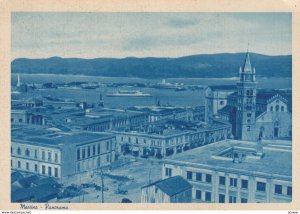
xmin=106 ymin=90 xmax=152 ymax=97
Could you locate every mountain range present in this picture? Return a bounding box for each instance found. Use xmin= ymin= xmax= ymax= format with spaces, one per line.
xmin=11 ymin=52 xmax=292 ymax=78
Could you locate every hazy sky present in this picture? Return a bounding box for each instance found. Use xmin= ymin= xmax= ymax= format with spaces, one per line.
xmin=12 ymin=12 xmax=291 ymax=59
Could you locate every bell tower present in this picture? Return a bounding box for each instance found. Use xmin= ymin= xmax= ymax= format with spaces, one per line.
xmin=235 ymin=51 xmax=257 ymax=141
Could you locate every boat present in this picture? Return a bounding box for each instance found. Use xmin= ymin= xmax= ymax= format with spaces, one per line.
xmin=106 ymin=90 xmax=152 ymax=97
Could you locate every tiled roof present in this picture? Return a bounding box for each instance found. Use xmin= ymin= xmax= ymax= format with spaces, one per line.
xmin=17 ymin=175 xmax=39 ymax=188
xmin=11 ymin=183 xmax=60 ymax=202
xmin=11 ymin=171 xmax=24 ymax=184
xmin=142 ymin=176 xmax=192 ymax=197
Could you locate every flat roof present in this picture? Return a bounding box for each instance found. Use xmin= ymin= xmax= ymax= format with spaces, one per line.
xmin=12 ymin=130 xmax=114 ymax=148
xmin=164 ymin=139 xmax=292 ymax=179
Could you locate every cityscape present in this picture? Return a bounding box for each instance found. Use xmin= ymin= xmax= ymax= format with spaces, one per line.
xmin=10 ymin=12 xmax=292 ymax=203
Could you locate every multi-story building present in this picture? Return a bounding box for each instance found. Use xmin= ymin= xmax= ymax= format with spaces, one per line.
xmin=11 ymin=107 xmax=46 ymax=126
xmin=111 ymin=120 xmax=231 ymax=158
xmin=162 ymin=139 xmax=292 ymax=203
xmin=11 ymin=127 xmax=116 ymax=179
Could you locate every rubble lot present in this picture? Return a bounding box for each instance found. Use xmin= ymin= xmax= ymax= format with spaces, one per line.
xmin=55 ymin=157 xmax=163 ymax=203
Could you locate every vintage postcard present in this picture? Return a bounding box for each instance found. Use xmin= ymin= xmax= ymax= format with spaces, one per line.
xmin=0 ymin=0 xmax=299 ymax=211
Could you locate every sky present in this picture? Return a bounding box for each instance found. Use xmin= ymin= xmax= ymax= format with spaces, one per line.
xmin=11 ymin=12 xmax=292 ymax=59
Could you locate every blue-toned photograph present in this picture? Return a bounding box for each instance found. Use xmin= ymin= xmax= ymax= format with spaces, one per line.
xmin=10 ymin=12 xmax=292 ymax=203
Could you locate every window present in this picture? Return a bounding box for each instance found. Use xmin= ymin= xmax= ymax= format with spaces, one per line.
xmin=256 ymin=182 xmax=266 ymax=192
xmin=25 ymin=149 xmax=30 ymax=157
xmin=270 ymin=106 xmax=273 ymax=112
xmin=54 ymin=168 xmax=58 ymax=177
xmin=206 ymin=174 xmax=212 ymax=183
xmin=165 ymin=168 xmax=172 ymax=177
xmin=42 ymin=165 xmax=46 ymax=174
xmin=275 ymin=184 xmax=282 ymax=194
xmin=229 ymin=196 xmax=237 ymax=203
xmin=287 ymin=186 xmax=292 ymax=196
xmin=54 ymin=153 xmax=58 ymax=163
xmin=121 ymin=137 xmax=123 ymax=142
xmin=11 ymin=147 xmax=13 ymax=154
xmin=18 ymin=161 xmax=21 ymax=168
xmin=220 ymin=101 xmax=224 ymax=106
xmin=87 ymin=146 xmax=91 ymax=157
xmin=136 ymin=138 xmax=138 ymax=144
xmin=48 ymin=152 xmax=52 ymax=162
xmin=34 ymin=150 xmax=38 ymax=159
xmin=26 ymin=162 xmax=29 ymax=170
xmin=34 ymin=164 xmax=38 ymax=172
xmin=42 ymin=151 xmax=45 ymax=160
xmin=17 ymin=147 xmax=21 ymax=155
xmin=281 ymin=106 xmax=284 ymax=112
xmin=82 ymin=148 xmax=86 ymax=159
xmin=187 ymin=171 xmax=193 ymax=180
xmin=106 ymin=154 xmax=110 ymax=162
xmin=93 ymin=145 xmax=96 ymax=156
xmin=196 ymin=173 xmax=202 ymax=181
xmin=230 ymin=178 xmax=237 ymax=187
xmin=98 ymin=144 xmax=100 ymax=154
xmin=48 ymin=166 xmax=52 ymax=176
xmin=19 ymin=118 xmax=23 ymax=123
xmin=219 ymin=194 xmax=225 ymax=203
xmin=241 ymin=179 xmax=248 ymax=189
xmin=106 ymin=141 xmax=110 ymax=150
xmin=247 ymin=113 xmax=251 ymax=118
xmin=241 ymin=198 xmax=248 ymax=203
xmin=247 ymin=126 xmax=250 ymax=132
xmin=275 ymin=105 xmax=279 ymax=112
xmin=219 ymin=176 xmax=226 ymax=185
xmin=196 ymin=190 xmax=202 ymax=200
xmin=205 ymin=192 xmax=211 ymax=202
xmin=77 ymin=149 xmax=80 ymax=160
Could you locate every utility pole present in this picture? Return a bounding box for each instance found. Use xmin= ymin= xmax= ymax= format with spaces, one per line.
xmin=100 ymin=169 xmax=104 ymax=203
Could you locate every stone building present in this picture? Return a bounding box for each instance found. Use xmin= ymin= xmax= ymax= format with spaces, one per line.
xmin=11 ymin=127 xmax=116 ymax=179
xmin=163 ymin=139 xmax=292 ymax=203
xmin=141 ymin=176 xmax=192 ymax=203
xmin=111 ymin=120 xmax=231 ymax=158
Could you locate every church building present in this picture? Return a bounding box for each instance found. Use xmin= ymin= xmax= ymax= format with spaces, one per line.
xmin=205 ymin=52 xmax=292 ymax=141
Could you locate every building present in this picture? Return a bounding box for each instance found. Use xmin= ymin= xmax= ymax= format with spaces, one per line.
xmin=127 ymin=106 xmax=194 ymax=123
xmin=11 ymin=107 xmax=46 ymax=125
xmin=11 ymin=127 xmax=116 ymax=179
xmin=111 ymin=119 xmax=231 ymax=158
xmin=205 ymin=85 xmax=236 ymax=122
xmin=205 ymin=52 xmax=292 ymax=141
xmin=51 ymin=108 xmax=148 ymax=132
xmin=163 ymin=139 xmax=292 ymax=203
xmin=11 ymin=174 xmax=61 ymax=202
xmin=141 ymin=176 xmax=192 ymax=203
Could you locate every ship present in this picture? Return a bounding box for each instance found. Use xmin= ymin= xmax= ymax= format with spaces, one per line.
xmin=106 ymin=90 xmax=152 ymax=97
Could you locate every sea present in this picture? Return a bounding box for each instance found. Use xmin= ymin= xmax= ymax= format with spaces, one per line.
xmin=11 ymin=73 xmax=292 ymax=108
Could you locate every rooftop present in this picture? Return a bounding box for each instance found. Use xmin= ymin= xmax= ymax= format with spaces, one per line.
xmin=164 ymin=139 xmax=292 ymax=180
xmin=142 ymin=175 xmax=192 ymax=197
xmin=12 ymin=127 xmax=114 ymax=147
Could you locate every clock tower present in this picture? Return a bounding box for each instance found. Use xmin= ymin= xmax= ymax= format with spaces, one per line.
xmin=235 ymin=51 xmax=257 ymax=141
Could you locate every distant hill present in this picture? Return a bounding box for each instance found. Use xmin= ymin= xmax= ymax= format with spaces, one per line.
xmin=11 ymin=53 xmax=292 ymax=78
